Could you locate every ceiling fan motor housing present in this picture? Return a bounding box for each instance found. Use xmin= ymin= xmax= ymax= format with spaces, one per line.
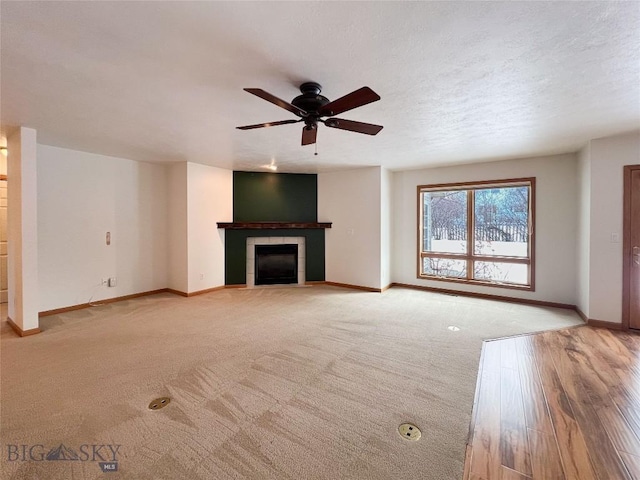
xmin=292 ymin=82 xmax=330 ymax=116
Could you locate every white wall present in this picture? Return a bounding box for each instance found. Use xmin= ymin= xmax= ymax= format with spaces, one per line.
xmin=576 ymin=143 xmax=591 ymax=316
xmin=0 ymin=161 xmax=6 ymax=304
xmin=167 ymin=163 xmax=188 ymax=292
xmin=380 ymin=167 xmax=392 ymax=288
xmin=8 ymin=127 xmax=39 ymax=330
xmin=186 ymin=162 xmax=232 ymax=293
xmin=38 ymin=145 xmax=168 ymax=311
xmin=392 ymin=154 xmax=579 ymax=305
xmin=587 ymin=130 xmax=640 ymax=323
xmin=319 ymin=167 xmax=383 ymax=289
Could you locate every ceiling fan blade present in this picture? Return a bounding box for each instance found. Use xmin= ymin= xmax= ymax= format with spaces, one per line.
xmin=244 ymin=88 xmax=308 ymax=117
xmin=324 ymin=118 xmax=383 ymax=135
xmin=301 ymin=125 xmax=317 ymax=145
xmin=319 ymin=87 xmax=380 ymax=116
xmin=236 ymin=119 xmax=300 ymax=130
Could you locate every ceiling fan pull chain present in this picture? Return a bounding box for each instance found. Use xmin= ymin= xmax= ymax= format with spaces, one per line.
xmin=315 ymin=142 xmax=318 ymax=156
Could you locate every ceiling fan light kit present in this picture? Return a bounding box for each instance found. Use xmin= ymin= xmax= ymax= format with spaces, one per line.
xmin=237 ymin=82 xmax=383 ymax=146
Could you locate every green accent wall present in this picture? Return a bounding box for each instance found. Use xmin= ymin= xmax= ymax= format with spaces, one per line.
xmin=225 ymin=172 xmax=324 ymax=285
xmin=225 ymin=229 xmax=325 ymax=285
xmin=233 ymin=171 xmax=317 ymax=222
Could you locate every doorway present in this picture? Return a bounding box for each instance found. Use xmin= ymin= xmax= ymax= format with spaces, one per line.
xmin=623 ymin=165 xmax=640 ymax=330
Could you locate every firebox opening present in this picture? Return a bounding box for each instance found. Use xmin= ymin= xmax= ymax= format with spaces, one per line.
xmin=255 ymin=244 xmax=298 ymax=285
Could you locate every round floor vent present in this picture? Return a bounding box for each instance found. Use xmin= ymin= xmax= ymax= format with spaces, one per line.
xmin=148 ymin=397 xmax=171 ymax=410
xmin=398 ymin=423 xmax=421 ymax=441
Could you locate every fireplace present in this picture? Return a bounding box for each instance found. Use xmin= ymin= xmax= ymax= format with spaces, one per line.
xmin=246 ymin=237 xmax=306 ymax=288
xmin=255 ymin=244 xmax=298 ymax=285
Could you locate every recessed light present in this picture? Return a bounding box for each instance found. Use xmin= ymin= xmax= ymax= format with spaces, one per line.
xmin=447 ymin=326 xmax=461 ymax=331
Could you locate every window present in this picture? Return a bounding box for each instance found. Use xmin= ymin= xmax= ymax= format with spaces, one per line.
xmin=418 ymin=178 xmax=535 ymax=290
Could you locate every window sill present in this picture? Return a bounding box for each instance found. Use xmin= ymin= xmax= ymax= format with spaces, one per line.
xmin=417 ymin=274 xmax=534 ymax=292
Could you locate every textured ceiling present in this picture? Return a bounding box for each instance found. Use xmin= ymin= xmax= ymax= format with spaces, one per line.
xmin=1 ymin=1 xmax=639 ymax=173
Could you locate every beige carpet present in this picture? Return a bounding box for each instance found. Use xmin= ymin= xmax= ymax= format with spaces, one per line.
xmin=0 ymin=285 xmax=582 ymax=479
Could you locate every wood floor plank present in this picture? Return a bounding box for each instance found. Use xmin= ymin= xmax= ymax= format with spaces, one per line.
xmin=514 ymin=336 xmax=554 ymax=435
xmin=616 ymin=331 xmax=640 ymax=356
xmin=583 ymin=330 xmax=640 ymax=444
xmin=620 ymin=452 xmax=640 ymax=480
xmin=567 ymin=328 xmax=620 ymax=406
xmin=597 ymin=405 xmax=640 ymax=457
xmin=599 ymin=331 xmax=640 ymax=410
xmin=500 ymin=337 xmax=519 ymax=370
xmin=594 ymin=329 xmax=637 ymax=368
xmin=618 ymin=404 xmax=640 ymax=447
xmin=544 ymin=330 xmax=633 ymax=480
xmin=469 ymin=341 xmax=502 ymax=480
xmin=527 ymin=427 xmax=566 ymax=479
xmin=531 ymin=333 xmax=571 ymax=393
xmin=463 ymin=444 xmax=472 ymax=480
xmin=611 ymin=368 xmax=640 ymax=410
xmin=468 ymin=343 xmax=489 ymax=445
xmin=572 ymin=328 xmax=639 ymax=410
xmin=557 ymin=330 xmax=612 ymax=409
xmin=527 ymin=336 xmax=597 ymax=480
xmin=500 ymin=465 xmax=531 ymax=480
xmin=500 ymin=362 xmax=532 ymax=476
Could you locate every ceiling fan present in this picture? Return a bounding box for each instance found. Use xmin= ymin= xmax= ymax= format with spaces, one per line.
xmin=236 ymin=82 xmax=383 ymax=146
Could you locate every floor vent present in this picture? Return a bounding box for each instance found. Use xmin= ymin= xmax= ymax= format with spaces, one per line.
xmin=148 ymin=397 xmax=171 ymax=410
xmin=398 ymin=423 xmax=421 ymax=441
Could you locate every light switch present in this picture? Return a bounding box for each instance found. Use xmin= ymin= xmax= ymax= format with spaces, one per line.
xmin=106 ymin=232 xmax=111 ymax=245
xmin=611 ymin=233 xmax=620 ymax=243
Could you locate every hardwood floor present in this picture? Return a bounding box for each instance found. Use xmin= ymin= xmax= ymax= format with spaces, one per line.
xmin=464 ymin=326 xmax=640 ymax=480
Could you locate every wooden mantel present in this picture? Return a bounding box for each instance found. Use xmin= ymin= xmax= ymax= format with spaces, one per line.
xmin=217 ymin=222 xmax=332 ymax=230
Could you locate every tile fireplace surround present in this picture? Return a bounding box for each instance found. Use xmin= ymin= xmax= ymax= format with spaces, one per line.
xmin=246 ymin=237 xmax=306 ymax=288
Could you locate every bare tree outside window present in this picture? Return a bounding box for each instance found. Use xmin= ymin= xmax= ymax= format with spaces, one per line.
xmin=422 ymin=190 xmax=467 ymax=253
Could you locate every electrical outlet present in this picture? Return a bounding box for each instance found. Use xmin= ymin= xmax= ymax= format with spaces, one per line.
xmin=200 ymin=273 xmax=204 ymax=280
xmin=108 ymin=277 xmax=117 ymax=287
